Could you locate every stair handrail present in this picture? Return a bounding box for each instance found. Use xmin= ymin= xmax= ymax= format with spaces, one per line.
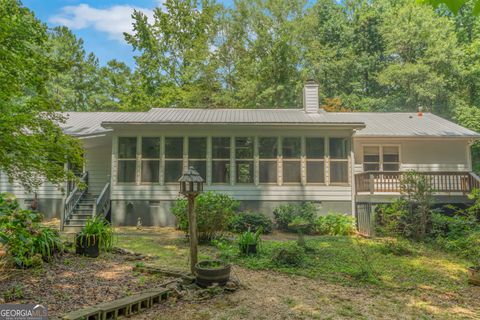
xmin=93 ymin=181 xmax=111 ymax=218
xmin=469 ymin=172 xmax=480 ymax=191
xmin=63 ymin=172 xmax=88 ymax=230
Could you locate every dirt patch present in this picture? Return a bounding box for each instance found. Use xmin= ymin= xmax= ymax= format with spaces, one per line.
xmin=134 ymin=267 xmax=480 ymax=320
xmin=0 ymin=252 xmax=173 ymax=318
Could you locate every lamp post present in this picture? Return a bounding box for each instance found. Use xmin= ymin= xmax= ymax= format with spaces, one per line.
xmin=178 ymin=166 xmax=204 ymax=274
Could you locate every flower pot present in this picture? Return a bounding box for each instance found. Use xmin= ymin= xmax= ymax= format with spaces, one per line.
xmin=75 ymin=234 xmax=99 ymax=258
xmin=194 ymin=260 xmax=231 ymax=288
xmin=468 ymin=267 xmax=480 ymax=286
xmin=240 ymin=243 xmax=257 ymax=255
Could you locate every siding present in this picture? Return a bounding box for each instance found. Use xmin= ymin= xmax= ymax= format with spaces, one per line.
xmin=84 ymin=142 xmax=112 ymax=195
xmin=353 ymin=138 xmax=471 ymax=173
xmin=0 ymin=173 xmax=64 ymax=199
xmin=111 ymin=184 xmax=352 ymax=201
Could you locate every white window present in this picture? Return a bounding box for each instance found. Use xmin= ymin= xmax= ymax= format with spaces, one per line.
xmin=329 ymin=137 xmax=349 ymax=183
xmin=363 ymin=145 xmax=400 ymax=172
xmin=282 ymin=137 xmax=301 ymax=183
xmin=118 ymin=137 xmax=137 ymax=183
xmin=164 ymin=137 xmax=184 ymax=183
xmin=188 ymin=137 xmax=207 ymax=179
xmin=212 ymin=137 xmax=231 ymax=183
xmin=141 ymin=137 xmax=160 ymax=183
xmin=235 ymin=137 xmax=254 ymax=183
xmin=259 ymin=137 xmax=278 ymax=183
xmin=306 ymin=137 xmax=325 ymax=183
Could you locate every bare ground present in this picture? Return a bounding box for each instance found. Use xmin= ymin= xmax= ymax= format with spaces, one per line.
xmin=0 ymin=252 xmax=173 ymax=319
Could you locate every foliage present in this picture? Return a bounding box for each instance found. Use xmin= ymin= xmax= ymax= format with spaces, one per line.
xmin=238 ymin=228 xmax=262 ymax=254
xmin=379 ymin=238 xmax=417 ymax=256
xmin=273 ymin=202 xmax=317 ymax=233
xmin=78 ymin=216 xmax=114 ymax=252
xmin=0 ymin=194 xmax=63 ymax=268
xmin=466 ymin=188 xmax=480 ymax=220
xmin=172 ymin=191 xmax=240 ymax=241
xmin=434 ymin=231 xmax=480 ymax=262
xmin=375 ymin=199 xmax=412 ymax=237
xmin=229 ymin=211 xmax=273 ymax=234
xmin=314 ymin=214 xmax=355 ymax=236
xmin=0 ymin=0 xmax=84 ymax=191
xmin=419 ymin=0 xmax=480 ymax=15
xmin=270 ymin=242 xmax=306 ymax=267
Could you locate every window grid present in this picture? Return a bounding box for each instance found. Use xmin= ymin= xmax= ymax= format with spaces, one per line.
xmin=117 ymin=137 xmax=137 ymax=184
xmin=116 ymin=135 xmax=353 ymax=187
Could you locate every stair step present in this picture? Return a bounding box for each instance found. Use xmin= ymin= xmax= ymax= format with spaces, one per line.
xmin=74 ymin=209 xmax=94 ymax=214
xmin=65 ymin=220 xmax=88 ymax=226
xmin=75 ymin=204 xmax=94 ymax=209
xmin=69 ymin=214 xmax=93 ymax=220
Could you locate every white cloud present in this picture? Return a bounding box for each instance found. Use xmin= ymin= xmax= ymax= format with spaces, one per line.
xmin=49 ymin=3 xmax=156 ymax=42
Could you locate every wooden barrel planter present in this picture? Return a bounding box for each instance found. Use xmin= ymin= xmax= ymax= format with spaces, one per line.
xmin=468 ymin=267 xmax=480 ymax=286
xmin=75 ymin=234 xmax=99 ymax=258
xmin=194 ymin=260 xmax=231 ymax=288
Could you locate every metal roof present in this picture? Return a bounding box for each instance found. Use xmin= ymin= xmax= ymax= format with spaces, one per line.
xmin=60 ymin=109 xmax=479 ymax=138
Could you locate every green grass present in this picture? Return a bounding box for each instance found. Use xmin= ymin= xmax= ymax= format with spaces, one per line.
xmin=224 ymin=236 xmax=470 ymax=291
xmin=115 ymin=231 xmax=471 ymax=292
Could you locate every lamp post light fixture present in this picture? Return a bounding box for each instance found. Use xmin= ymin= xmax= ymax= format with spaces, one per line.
xmin=178 ymin=166 xmax=204 ymax=274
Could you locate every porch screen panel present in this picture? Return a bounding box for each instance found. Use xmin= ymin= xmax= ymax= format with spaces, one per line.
xmin=165 ymin=137 xmax=184 ymax=183
xmin=212 ymin=137 xmax=231 ymax=183
xmin=329 ymin=138 xmax=348 ymax=183
xmin=141 ymin=137 xmax=160 ymax=183
xmin=282 ymin=137 xmax=301 ymax=183
xmin=306 ymin=137 xmax=325 ymax=183
xmin=188 ymin=137 xmax=207 ymax=179
xmin=236 ymin=137 xmax=254 ymax=183
xmin=118 ymin=137 xmax=137 ymax=183
xmin=363 ymin=146 xmax=380 ymax=171
xmin=259 ymin=137 xmax=278 ymax=183
xmin=383 ymin=146 xmax=400 ymax=171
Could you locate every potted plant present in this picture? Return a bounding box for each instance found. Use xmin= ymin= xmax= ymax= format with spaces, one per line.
xmin=75 ymin=216 xmax=113 ymax=258
xmin=194 ymin=260 xmax=231 ymax=288
xmin=468 ymin=260 xmax=480 ymax=286
xmin=238 ymin=227 xmax=262 ymax=255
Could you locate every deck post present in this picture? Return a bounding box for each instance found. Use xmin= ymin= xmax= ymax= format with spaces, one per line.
xmin=369 ymin=174 xmax=374 ymax=194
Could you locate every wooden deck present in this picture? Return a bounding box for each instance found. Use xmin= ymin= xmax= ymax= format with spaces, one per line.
xmin=355 ymin=171 xmax=480 ymax=195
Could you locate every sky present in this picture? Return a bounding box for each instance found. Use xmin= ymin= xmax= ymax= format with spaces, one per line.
xmin=22 ymin=0 xmax=232 ymax=68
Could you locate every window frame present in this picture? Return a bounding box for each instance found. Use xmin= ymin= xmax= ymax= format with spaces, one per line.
xmin=140 ymin=136 xmax=161 ymax=184
xmin=329 ymin=137 xmax=350 ymax=185
xmin=164 ymin=136 xmax=185 ymax=184
xmin=117 ymin=136 xmax=138 ymax=184
xmin=362 ymin=144 xmax=401 ymax=172
xmin=305 ymin=137 xmax=326 ymax=185
xmin=281 ymin=137 xmax=302 ymax=185
xmin=211 ymin=137 xmax=232 ymax=184
xmin=258 ymin=136 xmax=279 ymax=185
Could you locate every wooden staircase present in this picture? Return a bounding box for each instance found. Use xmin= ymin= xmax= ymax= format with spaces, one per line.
xmin=62 ymin=172 xmax=111 ymax=233
xmin=63 ymin=193 xmax=96 ymax=231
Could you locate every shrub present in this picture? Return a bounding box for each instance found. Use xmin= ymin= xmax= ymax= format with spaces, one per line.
xmin=229 ymin=211 xmax=273 ymax=234
xmin=375 ymin=199 xmax=413 ymax=237
xmin=172 ymin=191 xmax=239 ymax=241
xmin=238 ymin=228 xmax=262 ymax=255
xmin=314 ymin=214 xmax=355 ymax=236
xmin=430 ymin=212 xmax=477 ymax=239
xmin=78 ymin=216 xmax=114 ymax=252
xmin=435 ymin=231 xmax=480 ymax=262
xmin=0 ymin=193 xmax=63 ymax=268
xmin=270 ymin=242 xmax=306 ymax=266
xmin=273 ymin=202 xmax=317 ymax=233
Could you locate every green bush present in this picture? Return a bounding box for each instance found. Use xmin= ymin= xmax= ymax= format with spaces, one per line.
xmin=314 ymin=214 xmax=355 ymax=236
xmin=172 ymin=191 xmax=239 ymax=241
xmin=375 ymin=199 xmax=414 ymax=237
xmin=430 ymin=212 xmax=477 ymax=239
xmin=0 ymin=193 xmax=63 ymax=268
xmin=273 ymin=202 xmax=317 ymax=233
xmin=270 ymin=242 xmax=306 ymax=266
xmin=78 ymin=216 xmax=114 ymax=252
xmin=229 ymin=211 xmax=273 ymax=234
xmin=435 ymin=231 xmax=480 ymax=262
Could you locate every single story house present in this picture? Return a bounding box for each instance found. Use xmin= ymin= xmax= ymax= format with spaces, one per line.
xmin=1 ymin=81 xmax=479 ymax=232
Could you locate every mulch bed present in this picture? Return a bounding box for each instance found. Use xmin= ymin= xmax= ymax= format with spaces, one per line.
xmin=0 ymin=252 xmax=174 ymax=319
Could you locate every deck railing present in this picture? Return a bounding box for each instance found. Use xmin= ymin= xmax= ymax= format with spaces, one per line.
xmin=355 ymin=171 xmax=480 ymax=194
xmin=93 ymin=181 xmax=111 ymax=218
xmin=63 ymin=172 xmax=88 ymax=230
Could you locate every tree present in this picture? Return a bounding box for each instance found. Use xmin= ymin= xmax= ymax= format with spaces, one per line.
xmin=125 ymin=0 xmax=223 ymax=109
xmin=419 ymin=0 xmax=480 ymax=15
xmin=0 ymin=0 xmax=83 ymax=191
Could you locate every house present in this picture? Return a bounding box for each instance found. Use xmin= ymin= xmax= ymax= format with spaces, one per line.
xmin=1 ymin=81 xmax=479 ymax=232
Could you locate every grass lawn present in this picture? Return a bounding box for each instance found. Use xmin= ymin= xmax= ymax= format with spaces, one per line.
xmin=115 ymin=228 xmax=480 ymax=319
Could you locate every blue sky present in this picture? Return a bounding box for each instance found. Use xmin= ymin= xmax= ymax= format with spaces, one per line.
xmin=23 ymin=0 xmax=232 ymax=68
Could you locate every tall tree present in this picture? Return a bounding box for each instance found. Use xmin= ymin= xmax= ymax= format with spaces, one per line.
xmin=0 ymin=0 xmax=83 ymax=190
xmin=125 ymin=0 xmax=223 ymax=108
